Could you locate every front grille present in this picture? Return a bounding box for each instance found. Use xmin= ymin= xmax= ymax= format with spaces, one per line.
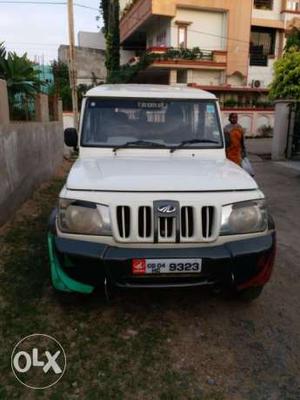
xmin=116 ymin=206 xmax=131 ymax=239
xmin=158 ymin=216 xmax=174 ymax=239
xmin=138 ymin=206 xmax=152 ymax=238
xmin=181 ymin=206 xmax=194 ymax=238
xmin=202 ymin=206 xmax=214 ymax=239
xmin=115 ymin=203 xmax=217 ymax=243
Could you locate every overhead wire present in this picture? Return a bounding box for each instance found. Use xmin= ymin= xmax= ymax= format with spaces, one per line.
xmin=0 ymin=0 xmax=99 ymax=11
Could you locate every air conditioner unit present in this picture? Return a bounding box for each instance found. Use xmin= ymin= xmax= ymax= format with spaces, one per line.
xmin=251 ymin=80 xmax=263 ymax=88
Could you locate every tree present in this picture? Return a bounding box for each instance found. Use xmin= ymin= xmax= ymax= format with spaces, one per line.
xmin=100 ymin=0 xmax=120 ymax=77
xmin=49 ymin=61 xmax=72 ymax=111
xmin=285 ymin=29 xmax=300 ymax=52
xmin=0 ymin=42 xmax=6 ymax=59
xmin=99 ymin=0 xmax=109 ymax=35
xmin=0 ymin=51 xmax=43 ymax=99
xmin=269 ymin=48 xmax=300 ymax=100
xmin=0 ymin=47 xmax=44 ymax=119
xmin=0 ymin=42 xmax=5 ymax=79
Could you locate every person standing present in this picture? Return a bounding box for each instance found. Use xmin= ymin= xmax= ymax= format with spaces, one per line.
xmin=224 ymin=113 xmax=247 ymax=166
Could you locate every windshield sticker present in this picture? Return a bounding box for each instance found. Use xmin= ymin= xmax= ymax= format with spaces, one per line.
xmin=206 ymin=104 xmax=215 ymax=114
xmin=137 ymin=102 xmax=166 ymax=109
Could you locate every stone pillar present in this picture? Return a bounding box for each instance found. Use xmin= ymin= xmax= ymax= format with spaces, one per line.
xmin=0 ymin=79 xmax=10 ymax=124
xmin=169 ymin=69 xmax=177 ymax=85
xmin=35 ymin=93 xmax=49 ymax=122
xmin=272 ymin=100 xmax=293 ymax=161
xmin=187 ymin=69 xmax=193 ymax=84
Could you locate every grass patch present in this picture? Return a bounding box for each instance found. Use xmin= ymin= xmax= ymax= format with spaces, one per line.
xmin=0 ymin=167 xmax=227 ymax=400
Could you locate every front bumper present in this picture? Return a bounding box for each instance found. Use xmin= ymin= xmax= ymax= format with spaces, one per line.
xmin=48 ymin=211 xmax=276 ymax=294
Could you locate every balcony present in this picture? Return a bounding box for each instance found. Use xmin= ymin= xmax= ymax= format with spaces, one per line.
xmin=120 ymin=0 xmax=174 ymax=44
xmin=147 ymin=47 xmax=227 ymax=70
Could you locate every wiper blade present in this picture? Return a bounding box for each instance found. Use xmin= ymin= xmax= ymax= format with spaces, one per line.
xmin=113 ymin=140 xmax=167 ymax=153
xmin=170 ymin=139 xmax=220 ymax=153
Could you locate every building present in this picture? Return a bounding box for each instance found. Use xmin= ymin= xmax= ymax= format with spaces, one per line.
xmin=77 ymin=30 xmax=135 ymax=65
xmin=58 ymin=33 xmax=107 ymax=87
xmin=58 ymin=29 xmax=135 ymax=89
xmin=119 ymin=0 xmax=300 ymax=105
xmin=78 ymin=31 xmax=106 ymax=50
xmin=34 ymin=64 xmax=54 ymax=94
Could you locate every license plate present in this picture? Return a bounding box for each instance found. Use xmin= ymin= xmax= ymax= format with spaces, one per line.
xmin=132 ymin=259 xmax=202 ymax=275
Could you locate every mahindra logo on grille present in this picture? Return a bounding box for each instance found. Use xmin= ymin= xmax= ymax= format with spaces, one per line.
xmin=157 ymin=205 xmax=177 ymax=214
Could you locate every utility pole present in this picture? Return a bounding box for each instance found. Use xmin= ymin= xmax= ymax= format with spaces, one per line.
xmin=67 ymin=0 xmax=79 ymax=128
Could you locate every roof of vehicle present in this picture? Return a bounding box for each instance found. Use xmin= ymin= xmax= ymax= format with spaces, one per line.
xmin=85 ymin=84 xmax=216 ymax=100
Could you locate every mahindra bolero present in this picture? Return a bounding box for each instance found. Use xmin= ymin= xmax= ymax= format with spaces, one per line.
xmin=48 ymin=84 xmax=276 ymax=301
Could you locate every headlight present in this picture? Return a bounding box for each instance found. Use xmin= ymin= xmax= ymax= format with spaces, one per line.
xmin=220 ymin=200 xmax=268 ymax=235
xmin=58 ymin=199 xmax=112 ymax=236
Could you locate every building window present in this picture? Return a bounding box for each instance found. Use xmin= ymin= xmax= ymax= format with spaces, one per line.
xmin=254 ymin=0 xmax=273 ymax=10
xmin=178 ymin=25 xmax=187 ymax=48
xmin=286 ymin=0 xmax=300 ymax=11
xmin=177 ymin=69 xmax=188 ymax=84
xmin=250 ymin=27 xmax=276 ymax=66
xmin=156 ymin=30 xmax=167 ymax=47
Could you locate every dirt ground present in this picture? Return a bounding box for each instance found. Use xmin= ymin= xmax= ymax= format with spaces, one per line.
xmin=0 ymin=158 xmax=299 ymax=400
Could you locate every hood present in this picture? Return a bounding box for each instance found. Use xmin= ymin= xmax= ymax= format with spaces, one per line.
xmin=66 ymin=156 xmax=257 ymax=192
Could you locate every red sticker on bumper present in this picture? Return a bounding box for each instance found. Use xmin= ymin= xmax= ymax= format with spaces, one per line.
xmin=132 ymin=259 xmax=146 ymax=275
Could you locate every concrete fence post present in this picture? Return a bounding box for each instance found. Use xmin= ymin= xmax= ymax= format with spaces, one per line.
xmin=272 ymin=100 xmax=293 ymax=161
xmin=53 ymin=97 xmax=63 ymax=122
xmin=0 ymin=79 xmax=10 ymax=124
xmin=35 ymin=93 xmax=49 ymax=122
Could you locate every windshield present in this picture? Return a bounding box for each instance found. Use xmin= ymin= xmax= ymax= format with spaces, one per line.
xmin=81 ymin=98 xmax=223 ymax=149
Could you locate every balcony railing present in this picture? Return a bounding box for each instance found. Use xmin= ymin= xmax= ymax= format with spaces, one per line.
xmin=146 ymin=47 xmax=227 ymax=65
xmin=250 ymin=52 xmax=268 ymax=66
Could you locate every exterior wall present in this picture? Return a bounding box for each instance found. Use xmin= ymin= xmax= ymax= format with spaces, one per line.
xmin=272 ymin=100 xmax=291 ymax=160
xmin=252 ymin=0 xmax=283 ymax=21
xmin=0 ymin=85 xmax=64 ymax=225
xmin=222 ymin=109 xmax=275 ymax=137
xmin=248 ymin=58 xmax=276 ymax=87
xmin=58 ymin=45 xmax=107 ymax=85
xmin=227 ymin=73 xmax=245 ymax=87
xmin=78 ymin=31 xmax=106 ymax=50
xmin=188 ymin=70 xmax=222 ymax=85
xmin=170 ymin=8 xmax=227 ymax=50
xmin=0 ymin=122 xmax=63 ymax=225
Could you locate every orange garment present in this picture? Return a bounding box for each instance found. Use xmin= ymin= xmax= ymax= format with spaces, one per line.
xmin=226 ymin=127 xmax=243 ymax=165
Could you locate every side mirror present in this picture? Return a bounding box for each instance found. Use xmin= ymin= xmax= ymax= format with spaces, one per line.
xmin=64 ymin=128 xmax=78 ymax=148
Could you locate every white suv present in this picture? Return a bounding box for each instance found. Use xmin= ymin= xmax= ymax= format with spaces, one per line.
xmin=48 ymin=84 xmax=276 ymax=301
